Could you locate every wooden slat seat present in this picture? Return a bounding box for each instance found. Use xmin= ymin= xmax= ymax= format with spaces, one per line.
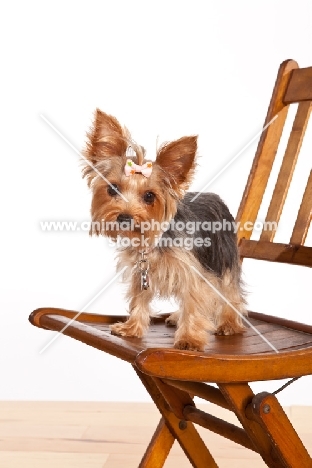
xmin=30 ymin=308 xmax=312 ymax=382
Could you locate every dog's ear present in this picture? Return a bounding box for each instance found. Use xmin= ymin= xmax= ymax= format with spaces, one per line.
xmin=84 ymin=109 xmax=129 ymax=165
xmin=156 ymin=136 xmax=197 ymax=195
xmin=83 ymin=109 xmax=130 ymax=186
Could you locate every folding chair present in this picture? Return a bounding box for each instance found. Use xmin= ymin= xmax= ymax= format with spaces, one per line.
xmin=30 ymin=59 xmax=312 ymax=467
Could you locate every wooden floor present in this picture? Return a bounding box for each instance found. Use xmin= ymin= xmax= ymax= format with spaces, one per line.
xmin=0 ymin=401 xmax=311 ymax=468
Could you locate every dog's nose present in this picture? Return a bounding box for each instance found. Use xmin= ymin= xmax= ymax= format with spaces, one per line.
xmin=117 ymin=213 xmax=133 ymax=224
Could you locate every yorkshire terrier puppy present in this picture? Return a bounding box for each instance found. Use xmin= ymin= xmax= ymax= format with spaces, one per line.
xmin=83 ymin=109 xmax=246 ymax=351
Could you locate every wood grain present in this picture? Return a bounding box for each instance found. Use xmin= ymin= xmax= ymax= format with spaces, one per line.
xmin=284 ymin=67 xmax=312 ymax=103
xmin=218 ymin=384 xmax=282 ymax=467
xmin=4 ymin=401 xmax=310 ymax=467
xmin=139 ymin=418 xmax=174 ymax=468
xmin=135 ymin=369 xmax=219 ymax=468
xmin=239 ymin=239 xmax=312 ymax=267
xmin=249 ymin=392 xmax=312 ymax=467
xmin=259 ymin=101 xmax=312 ymax=242
xmin=236 ymin=59 xmax=298 ymax=240
xmin=290 ymin=170 xmax=312 ymax=245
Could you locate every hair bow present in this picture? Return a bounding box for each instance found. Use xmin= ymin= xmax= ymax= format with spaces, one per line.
xmin=124 ymin=159 xmax=153 ymax=178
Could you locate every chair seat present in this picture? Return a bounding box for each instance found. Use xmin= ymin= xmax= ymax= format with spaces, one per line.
xmin=30 ymin=308 xmax=312 ymax=383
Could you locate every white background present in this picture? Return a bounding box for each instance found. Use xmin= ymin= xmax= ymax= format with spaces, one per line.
xmin=1 ymin=0 xmax=312 ymax=405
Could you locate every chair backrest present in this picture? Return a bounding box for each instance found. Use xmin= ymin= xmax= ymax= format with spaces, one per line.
xmin=237 ymin=60 xmax=312 ymax=268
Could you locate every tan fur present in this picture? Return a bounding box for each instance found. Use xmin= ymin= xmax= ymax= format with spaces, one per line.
xmin=112 ymin=247 xmax=246 ymax=350
xmin=83 ymin=110 xmax=247 ymax=351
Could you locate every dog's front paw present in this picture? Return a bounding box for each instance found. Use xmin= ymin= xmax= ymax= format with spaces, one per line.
xmin=216 ymin=322 xmax=246 ymax=336
xmin=165 ymin=311 xmax=180 ymax=327
xmin=174 ymin=339 xmax=205 ymax=352
xmin=110 ymin=321 xmax=144 ymax=338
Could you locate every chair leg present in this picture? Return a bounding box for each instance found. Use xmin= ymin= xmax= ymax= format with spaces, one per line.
xmin=218 ymin=383 xmax=284 ymax=467
xmin=139 ymin=417 xmax=175 ymax=468
xmin=134 ymin=367 xmax=219 ymax=468
xmin=247 ymin=392 xmax=312 ymax=468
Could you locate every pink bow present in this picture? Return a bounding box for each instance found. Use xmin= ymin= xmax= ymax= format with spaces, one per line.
xmin=124 ymin=159 xmax=153 ymax=178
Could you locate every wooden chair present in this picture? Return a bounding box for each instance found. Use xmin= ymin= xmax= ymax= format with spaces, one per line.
xmin=30 ymin=59 xmax=312 ymax=467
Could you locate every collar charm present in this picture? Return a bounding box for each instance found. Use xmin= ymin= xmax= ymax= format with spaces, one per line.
xmin=137 ymin=251 xmax=150 ymax=290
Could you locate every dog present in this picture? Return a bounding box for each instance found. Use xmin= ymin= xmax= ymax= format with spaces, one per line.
xmin=83 ymin=109 xmax=246 ymax=351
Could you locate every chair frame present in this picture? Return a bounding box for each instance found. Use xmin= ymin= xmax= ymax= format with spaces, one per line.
xmin=30 ymin=59 xmax=312 ymax=467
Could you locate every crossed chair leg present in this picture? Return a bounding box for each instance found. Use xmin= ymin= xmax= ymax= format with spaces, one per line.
xmin=133 ymin=367 xmax=312 ymax=468
xmin=135 ymin=368 xmax=218 ymax=468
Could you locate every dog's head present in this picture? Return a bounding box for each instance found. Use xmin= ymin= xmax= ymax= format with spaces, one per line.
xmin=83 ymin=109 xmax=197 ymax=248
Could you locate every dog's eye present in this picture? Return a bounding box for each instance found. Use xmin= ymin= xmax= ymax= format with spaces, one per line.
xmin=143 ymin=191 xmax=156 ymax=204
xmin=107 ymin=184 xmax=120 ymax=196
